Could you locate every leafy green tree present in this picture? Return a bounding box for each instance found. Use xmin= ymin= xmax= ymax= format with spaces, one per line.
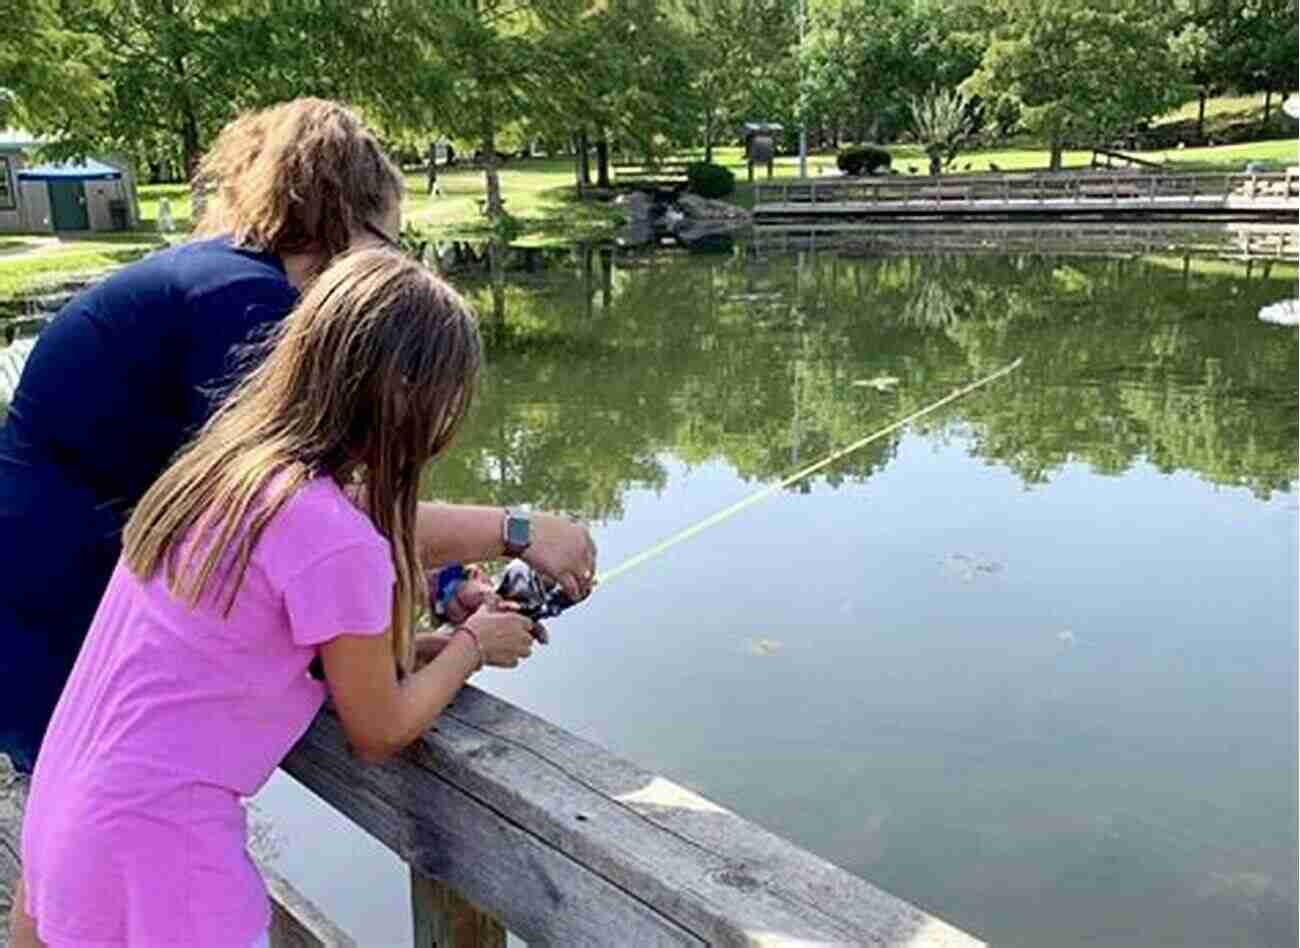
xmin=962 ymin=0 xmax=1190 ymax=170
xmin=801 ymin=0 xmax=985 ymax=147
xmin=1219 ymin=0 xmax=1299 ymax=124
xmin=683 ymin=0 xmax=798 ymax=158
xmin=5 ymin=0 xmax=445 ymax=187
xmin=0 ymin=0 xmax=103 ymax=134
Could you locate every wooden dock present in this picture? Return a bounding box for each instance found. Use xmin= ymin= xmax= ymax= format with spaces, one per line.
xmin=747 ymin=221 xmax=1299 ymax=262
xmin=2 ymin=686 xmax=985 ymax=946
xmin=753 ymin=171 xmax=1300 ymax=223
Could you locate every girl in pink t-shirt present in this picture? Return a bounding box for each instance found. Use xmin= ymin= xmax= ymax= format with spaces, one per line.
xmin=16 ymin=249 xmax=545 ymax=947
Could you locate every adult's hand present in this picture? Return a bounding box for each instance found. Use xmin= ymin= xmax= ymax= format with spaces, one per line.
xmin=523 ymin=511 xmax=597 ymax=602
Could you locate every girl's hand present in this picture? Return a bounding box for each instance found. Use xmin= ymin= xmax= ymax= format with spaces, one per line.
xmin=523 ymin=512 xmax=598 ymax=602
xmin=463 ymin=605 xmax=535 ymax=669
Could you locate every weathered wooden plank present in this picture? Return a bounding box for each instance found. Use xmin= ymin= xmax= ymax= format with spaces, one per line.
xmin=437 ymin=687 xmax=982 ymax=947
xmin=281 ymin=713 xmax=705 ymax=947
xmin=0 ymin=755 xmax=29 ymax=944
xmin=284 ymin=692 xmax=984 ymax=947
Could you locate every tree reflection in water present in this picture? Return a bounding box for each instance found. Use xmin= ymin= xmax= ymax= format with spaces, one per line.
xmin=425 ymin=233 xmax=1296 ymax=518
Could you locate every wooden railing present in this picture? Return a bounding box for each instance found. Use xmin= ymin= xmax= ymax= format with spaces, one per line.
xmin=753 ymin=170 xmax=1300 ymax=212
xmin=2 ymin=689 xmax=988 ymax=946
xmin=272 ymin=686 xmax=985 ymax=946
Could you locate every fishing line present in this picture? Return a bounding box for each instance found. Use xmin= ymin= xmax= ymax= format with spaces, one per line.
xmin=596 ymin=357 xmax=1024 ymax=586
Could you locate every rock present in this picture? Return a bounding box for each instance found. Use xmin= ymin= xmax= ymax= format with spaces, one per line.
xmin=676 ymin=193 xmax=752 ymax=222
xmin=673 ymin=221 xmax=737 ymax=253
xmin=613 ymin=191 xmax=652 ymax=226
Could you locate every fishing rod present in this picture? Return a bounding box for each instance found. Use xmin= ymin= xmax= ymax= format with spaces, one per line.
xmin=458 ymin=357 xmax=1025 ymax=624
xmin=597 ymin=356 xmax=1024 ymax=586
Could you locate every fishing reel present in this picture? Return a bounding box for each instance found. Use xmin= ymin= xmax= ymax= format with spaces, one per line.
xmin=431 ymin=559 xmax=577 ymax=632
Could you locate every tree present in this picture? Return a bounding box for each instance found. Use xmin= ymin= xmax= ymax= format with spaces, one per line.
xmin=0 ymin=0 xmax=103 ymax=134
xmin=404 ymin=0 xmax=587 ymax=218
xmin=909 ymin=87 xmax=981 ymax=175
xmin=683 ymin=0 xmax=798 ymax=160
xmin=4 ymin=0 xmax=446 ymax=186
xmin=962 ymin=0 xmax=1190 ymax=170
xmin=1169 ymin=0 xmax=1235 ymax=140
xmin=1219 ymin=0 xmax=1299 ymax=124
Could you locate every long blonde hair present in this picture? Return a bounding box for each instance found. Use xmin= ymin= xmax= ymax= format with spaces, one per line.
xmin=193 ymin=98 xmax=405 ymax=266
xmin=123 ymin=250 xmax=482 ymax=671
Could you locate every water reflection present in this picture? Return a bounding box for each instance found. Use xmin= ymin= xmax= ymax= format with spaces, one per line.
xmin=429 ymin=238 xmax=1297 ymax=510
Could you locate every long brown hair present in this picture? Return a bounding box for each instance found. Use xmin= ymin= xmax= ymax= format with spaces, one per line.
xmin=193 ymin=98 xmax=404 ymax=266
xmin=123 ymin=250 xmax=482 ymax=671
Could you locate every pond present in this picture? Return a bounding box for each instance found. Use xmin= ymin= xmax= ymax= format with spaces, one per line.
xmin=8 ymin=234 xmax=1295 ymax=946
xmin=254 ymin=237 xmax=1298 ymax=947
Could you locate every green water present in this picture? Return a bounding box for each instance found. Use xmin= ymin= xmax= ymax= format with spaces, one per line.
xmin=258 ymin=241 xmax=1298 ymax=947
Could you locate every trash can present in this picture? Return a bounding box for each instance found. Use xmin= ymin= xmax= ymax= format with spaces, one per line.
xmin=108 ymin=199 xmax=129 ymax=231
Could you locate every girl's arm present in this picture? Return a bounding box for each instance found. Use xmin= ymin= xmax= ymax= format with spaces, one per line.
xmin=319 ymin=607 xmax=535 ymax=764
xmin=416 ymin=502 xmax=597 ymax=601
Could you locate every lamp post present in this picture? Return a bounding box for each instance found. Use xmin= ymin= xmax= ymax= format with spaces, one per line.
xmin=797 ymin=0 xmax=807 ymax=179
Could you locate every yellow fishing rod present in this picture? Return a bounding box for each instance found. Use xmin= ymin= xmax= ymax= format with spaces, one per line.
xmin=597 ymin=357 xmax=1024 ymax=586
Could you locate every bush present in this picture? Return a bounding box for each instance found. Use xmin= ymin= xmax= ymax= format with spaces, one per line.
xmin=686 ymin=162 xmax=735 ymax=198
xmin=837 ymin=145 xmax=893 ymax=176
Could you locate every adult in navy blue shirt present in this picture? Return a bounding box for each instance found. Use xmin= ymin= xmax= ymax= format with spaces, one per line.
xmin=0 ymin=98 xmax=406 ymax=773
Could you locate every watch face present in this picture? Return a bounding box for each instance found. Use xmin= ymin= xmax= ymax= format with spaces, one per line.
xmin=506 ymin=515 xmax=530 ymax=548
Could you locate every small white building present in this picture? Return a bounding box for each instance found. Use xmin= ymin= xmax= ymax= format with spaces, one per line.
xmin=0 ymin=130 xmax=139 ymax=234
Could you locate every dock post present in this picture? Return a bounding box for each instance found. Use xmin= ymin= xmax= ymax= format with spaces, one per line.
xmin=411 ymin=867 xmax=507 ymax=948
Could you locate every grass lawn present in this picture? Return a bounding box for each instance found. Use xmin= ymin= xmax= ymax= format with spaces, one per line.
xmin=1159 ymin=91 xmax=1296 ymax=129
xmin=135 ymin=165 xmax=622 ymax=247
xmin=0 ymin=233 xmax=168 ymax=299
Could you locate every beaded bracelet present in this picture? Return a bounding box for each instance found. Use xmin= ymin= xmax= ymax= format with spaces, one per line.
xmin=453 ymin=624 xmax=485 ymax=672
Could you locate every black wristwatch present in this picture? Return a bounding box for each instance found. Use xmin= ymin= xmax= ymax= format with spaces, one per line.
xmin=502 ymin=508 xmax=531 ymax=557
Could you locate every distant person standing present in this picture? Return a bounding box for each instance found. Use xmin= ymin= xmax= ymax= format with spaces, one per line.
xmin=427 ymin=143 xmax=443 ymax=197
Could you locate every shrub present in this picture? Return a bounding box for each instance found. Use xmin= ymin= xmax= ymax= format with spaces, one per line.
xmin=686 ymin=162 xmax=735 ymax=198
xmin=837 ymin=145 xmax=893 ymax=176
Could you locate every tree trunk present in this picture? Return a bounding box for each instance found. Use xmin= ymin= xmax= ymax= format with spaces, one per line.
xmin=928 ymin=152 xmax=942 ymax=176
xmin=572 ymin=133 xmax=585 ymax=197
xmin=576 ymin=129 xmax=591 ymax=186
xmin=704 ymin=113 xmax=714 ymax=164
xmin=595 ymin=134 xmax=610 ymax=188
xmin=1196 ymin=90 xmax=1207 ymax=139
xmin=1049 ymin=140 xmax=1063 ymax=172
xmin=480 ymin=99 xmax=502 ymax=219
xmin=1263 ymin=89 xmax=1272 ymax=124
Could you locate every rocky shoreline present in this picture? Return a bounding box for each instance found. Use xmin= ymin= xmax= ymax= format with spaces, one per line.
xmin=613 ymin=191 xmax=752 ymax=251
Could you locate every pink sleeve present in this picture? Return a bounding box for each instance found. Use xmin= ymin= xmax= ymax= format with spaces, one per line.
xmin=282 ymin=543 xmax=394 ymax=646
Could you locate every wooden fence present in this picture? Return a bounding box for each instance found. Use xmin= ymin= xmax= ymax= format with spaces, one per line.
xmin=753 ymin=170 xmax=1300 ymax=220
xmin=3 ymin=687 xmax=985 ymax=947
